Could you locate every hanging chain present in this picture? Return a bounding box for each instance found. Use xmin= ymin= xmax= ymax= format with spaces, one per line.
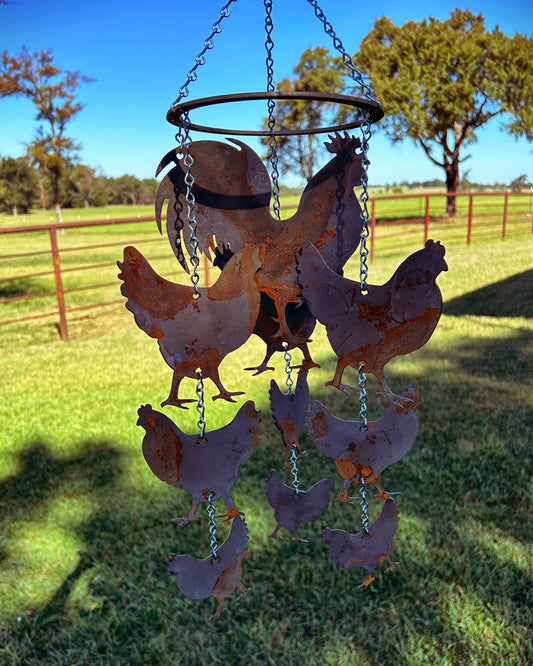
xmin=264 ymin=0 xmax=281 ymax=219
xmin=359 ymin=476 xmax=370 ymax=536
xmin=305 ymin=0 xmax=376 ymax=102
xmin=205 ymin=491 xmax=220 ymax=562
xmin=283 ymin=342 xmax=294 ymax=395
xmin=170 ymin=0 xmax=238 ymax=109
xmin=358 ymin=361 xmax=369 ymax=431
xmin=290 ymin=444 xmax=300 ymax=495
xmin=195 ymin=368 xmax=207 ymax=441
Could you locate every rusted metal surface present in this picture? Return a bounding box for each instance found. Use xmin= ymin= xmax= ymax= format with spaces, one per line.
xmin=265 ymin=469 xmax=334 ymax=541
xmin=269 ymin=370 xmax=310 ymax=464
xmin=322 ymin=499 xmax=400 ymax=588
xmin=155 ymin=133 xmax=364 ymax=347
xmin=297 ymin=239 xmax=448 ymax=406
xmin=118 ymin=244 xmax=261 ymax=407
xmin=307 ymin=387 xmax=421 ymax=500
xmin=168 ymin=515 xmax=250 ymax=621
xmin=137 ymin=401 xmax=260 ymax=523
xmin=166 ymin=91 xmax=384 ymax=135
xmin=244 ymin=293 xmax=318 ymax=375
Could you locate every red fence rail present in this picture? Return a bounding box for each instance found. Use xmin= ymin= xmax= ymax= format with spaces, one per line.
xmin=1 ymin=191 xmax=532 ymax=341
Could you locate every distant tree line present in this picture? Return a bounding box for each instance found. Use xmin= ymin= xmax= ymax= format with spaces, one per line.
xmin=0 ymin=155 xmax=158 ymax=215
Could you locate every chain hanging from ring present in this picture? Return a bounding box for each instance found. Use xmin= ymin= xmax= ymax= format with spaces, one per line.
xmin=264 ymin=0 xmax=281 ymax=220
xmin=170 ymin=0 xmax=238 ymax=109
xmin=306 ymin=0 xmax=377 ymax=533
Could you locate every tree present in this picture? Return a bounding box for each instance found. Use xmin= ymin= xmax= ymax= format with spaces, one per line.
xmin=0 ymin=47 xmax=94 ymax=222
xmin=0 ymin=155 xmax=36 ymax=215
xmin=354 ymin=9 xmax=533 ymax=214
xmin=261 ymin=47 xmax=347 ymax=182
xmin=68 ymin=164 xmax=107 ymax=207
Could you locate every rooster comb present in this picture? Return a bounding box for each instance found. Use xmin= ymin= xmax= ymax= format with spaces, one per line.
xmin=325 ymin=132 xmax=361 ymax=155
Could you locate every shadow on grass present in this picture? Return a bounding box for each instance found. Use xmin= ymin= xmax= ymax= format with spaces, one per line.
xmin=444 ymin=269 xmax=533 ymax=318
xmin=1 ymin=325 xmax=532 ymax=664
xmin=0 ymin=278 xmax=49 ymax=300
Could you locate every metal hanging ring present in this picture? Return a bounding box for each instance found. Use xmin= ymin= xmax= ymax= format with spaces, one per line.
xmin=167 ymin=90 xmax=384 ymax=136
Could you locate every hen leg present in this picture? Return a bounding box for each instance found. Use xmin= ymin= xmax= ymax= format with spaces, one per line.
xmin=244 ymin=347 xmax=275 ymax=375
xmin=292 ymin=342 xmax=321 ymax=373
xmin=326 ymin=355 xmax=358 ymax=395
xmin=204 ymin=362 xmax=245 ymax=403
xmin=171 ymin=503 xmax=200 ymax=526
xmin=161 ymin=370 xmax=196 ymax=409
xmin=216 ymin=493 xmax=244 ymax=521
xmin=376 ymin=376 xmax=414 ymax=408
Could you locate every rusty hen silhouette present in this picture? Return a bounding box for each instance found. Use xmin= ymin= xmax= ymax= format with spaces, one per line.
xmin=265 ymin=470 xmax=334 ymax=541
xmin=168 ymin=516 xmax=250 ymax=621
xmin=137 ymin=401 xmax=260 ymax=524
xmin=297 ymin=239 xmax=447 ymax=406
xmin=118 ymin=244 xmax=261 ymax=408
xmin=154 ymin=133 xmax=364 ymax=350
xmin=307 ymin=386 xmax=421 ymax=501
xmin=269 ymin=370 xmax=310 ymax=465
xmin=323 ymin=499 xmax=400 ymax=588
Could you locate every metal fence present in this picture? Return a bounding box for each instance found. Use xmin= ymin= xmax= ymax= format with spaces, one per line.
xmin=1 ymin=191 xmax=531 ymax=341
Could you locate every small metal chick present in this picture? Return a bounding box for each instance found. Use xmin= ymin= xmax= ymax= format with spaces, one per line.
xmin=322 ymin=499 xmax=400 ymax=588
xmin=265 ymin=469 xmax=334 ymax=541
xmin=168 ymin=516 xmax=250 ymax=621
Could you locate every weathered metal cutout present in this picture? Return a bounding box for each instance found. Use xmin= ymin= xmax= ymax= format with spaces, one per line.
xmin=137 ymin=401 xmax=261 ymax=523
xmin=244 ymin=293 xmax=319 ymax=375
xmin=265 ymin=469 xmax=334 ymax=541
xmin=307 ymin=387 xmax=421 ymax=500
xmin=118 ymin=244 xmax=261 ymax=407
xmin=297 ymin=240 xmax=448 ymax=406
xmin=155 ymin=134 xmax=364 ymax=347
xmin=322 ymin=499 xmax=400 ymax=588
xmin=269 ymin=370 xmax=310 ymax=465
xmin=168 ymin=516 xmax=250 ymax=621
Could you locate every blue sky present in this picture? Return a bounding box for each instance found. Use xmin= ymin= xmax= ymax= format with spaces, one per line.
xmin=0 ymin=0 xmax=531 ymax=186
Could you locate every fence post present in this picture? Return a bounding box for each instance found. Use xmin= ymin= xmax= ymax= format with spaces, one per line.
xmin=467 ymin=194 xmax=474 ymax=245
xmin=370 ymin=199 xmax=376 ymax=262
xmin=502 ymin=193 xmax=508 ymax=240
xmin=49 ymin=226 xmax=69 ymax=341
xmin=424 ymin=194 xmax=430 ymax=244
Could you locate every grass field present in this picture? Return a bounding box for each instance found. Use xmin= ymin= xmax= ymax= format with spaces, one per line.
xmin=0 ymin=207 xmax=532 ymax=664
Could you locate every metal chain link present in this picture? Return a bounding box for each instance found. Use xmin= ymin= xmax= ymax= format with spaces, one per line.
xmin=205 ymin=491 xmax=220 ymax=562
xmin=359 ymin=476 xmax=370 ymax=536
xmin=305 ymin=0 xmax=376 ymax=102
xmin=358 ymin=361 xmax=368 ymax=431
xmin=170 ymin=0 xmax=238 ymax=109
xmin=264 ymin=0 xmax=281 ymax=219
xmin=283 ymin=342 xmax=295 ymax=395
xmin=290 ymin=444 xmax=300 ymax=495
xmin=195 ymin=367 xmax=207 ymax=441
xmin=176 ymin=114 xmax=203 ymax=300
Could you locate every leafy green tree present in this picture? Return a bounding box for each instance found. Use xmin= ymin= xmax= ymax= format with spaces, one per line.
xmin=354 ymin=9 xmax=533 ymax=213
xmin=0 ymin=47 xmax=94 ymax=222
xmin=261 ymin=47 xmax=347 ymax=182
xmin=0 ymin=155 xmax=36 ymax=214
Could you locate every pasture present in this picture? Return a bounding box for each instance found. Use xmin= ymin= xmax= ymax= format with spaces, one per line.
xmin=0 ymin=204 xmax=532 ymax=664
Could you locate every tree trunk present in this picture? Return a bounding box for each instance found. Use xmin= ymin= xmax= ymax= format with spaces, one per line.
xmin=12 ymin=204 xmax=18 ymax=216
xmin=55 ymin=201 xmax=63 ymax=225
xmin=445 ymin=161 xmax=459 ymax=216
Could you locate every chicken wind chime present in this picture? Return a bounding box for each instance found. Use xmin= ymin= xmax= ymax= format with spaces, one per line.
xmin=118 ymin=0 xmax=447 ymax=621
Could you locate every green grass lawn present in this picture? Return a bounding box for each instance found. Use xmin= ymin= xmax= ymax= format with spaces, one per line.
xmin=0 ymin=216 xmax=532 ymax=663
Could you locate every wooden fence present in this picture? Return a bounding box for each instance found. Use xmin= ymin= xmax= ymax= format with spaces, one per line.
xmin=1 ymin=191 xmax=531 ymax=341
